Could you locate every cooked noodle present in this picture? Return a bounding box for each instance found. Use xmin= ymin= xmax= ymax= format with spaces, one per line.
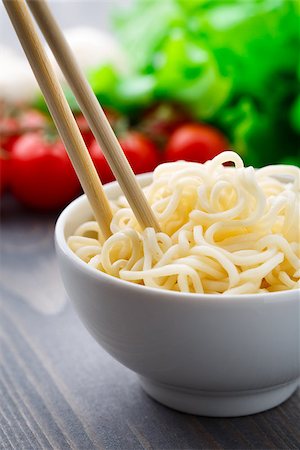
xmin=68 ymin=152 xmax=300 ymax=294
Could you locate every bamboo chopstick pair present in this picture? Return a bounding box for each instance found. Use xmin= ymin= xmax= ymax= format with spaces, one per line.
xmin=3 ymin=0 xmax=161 ymax=239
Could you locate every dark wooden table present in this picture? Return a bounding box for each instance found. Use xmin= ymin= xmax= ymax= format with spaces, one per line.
xmin=1 ymin=196 xmax=300 ymax=450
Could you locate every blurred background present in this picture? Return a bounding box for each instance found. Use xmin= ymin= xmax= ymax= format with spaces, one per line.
xmin=0 ymin=0 xmax=299 ymax=212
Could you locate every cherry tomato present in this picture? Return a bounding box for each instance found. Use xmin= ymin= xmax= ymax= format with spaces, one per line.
xmin=75 ymin=114 xmax=94 ymax=148
xmin=0 ymin=150 xmax=10 ymax=195
xmin=140 ymin=102 xmax=191 ymax=148
xmin=20 ymin=109 xmax=46 ymax=131
xmin=0 ymin=116 xmax=19 ymax=152
xmin=10 ymin=133 xmax=80 ymax=209
xmin=89 ymin=131 xmax=160 ymax=184
xmin=0 ymin=110 xmax=46 ymax=152
xmin=164 ymin=123 xmax=229 ymax=164
xmin=89 ymin=140 xmax=113 ymax=184
xmin=75 ymin=109 xmax=120 ymax=149
xmin=120 ymin=132 xmax=160 ymax=174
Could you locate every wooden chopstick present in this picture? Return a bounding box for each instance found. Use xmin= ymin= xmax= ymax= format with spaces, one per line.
xmin=3 ymin=0 xmax=113 ymax=240
xmin=26 ymin=0 xmax=161 ymax=233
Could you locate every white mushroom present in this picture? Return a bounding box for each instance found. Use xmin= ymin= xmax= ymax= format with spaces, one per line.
xmin=0 ymin=45 xmax=38 ymax=103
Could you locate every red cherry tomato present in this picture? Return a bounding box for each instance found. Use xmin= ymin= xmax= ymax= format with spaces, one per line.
xmin=89 ymin=131 xmax=160 ymax=184
xmin=0 ymin=117 xmax=19 ymax=152
xmin=89 ymin=141 xmax=113 ymax=184
xmin=164 ymin=123 xmax=229 ymax=164
xmin=0 ymin=150 xmax=10 ymax=195
xmin=75 ymin=114 xmax=94 ymax=148
xmin=140 ymin=102 xmax=191 ymax=148
xmin=0 ymin=110 xmax=47 ymax=153
xmin=75 ymin=109 xmax=119 ymax=149
xmin=120 ymin=132 xmax=160 ymax=174
xmin=10 ymin=133 xmax=80 ymax=209
xmin=20 ymin=109 xmax=47 ymax=130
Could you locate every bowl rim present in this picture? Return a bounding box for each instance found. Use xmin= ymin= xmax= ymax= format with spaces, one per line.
xmin=55 ymin=174 xmax=299 ymax=304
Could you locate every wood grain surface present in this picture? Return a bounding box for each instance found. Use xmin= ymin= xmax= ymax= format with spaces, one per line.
xmin=1 ymin=196 xmax=300 ymax=450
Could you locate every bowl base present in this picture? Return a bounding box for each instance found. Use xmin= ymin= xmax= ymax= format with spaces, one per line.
xmin=139 ymin=377 xmax=299 ymax=417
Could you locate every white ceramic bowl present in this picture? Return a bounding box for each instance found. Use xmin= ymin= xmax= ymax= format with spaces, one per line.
xmin=55 ymin=174 xmax=300 ymax=417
